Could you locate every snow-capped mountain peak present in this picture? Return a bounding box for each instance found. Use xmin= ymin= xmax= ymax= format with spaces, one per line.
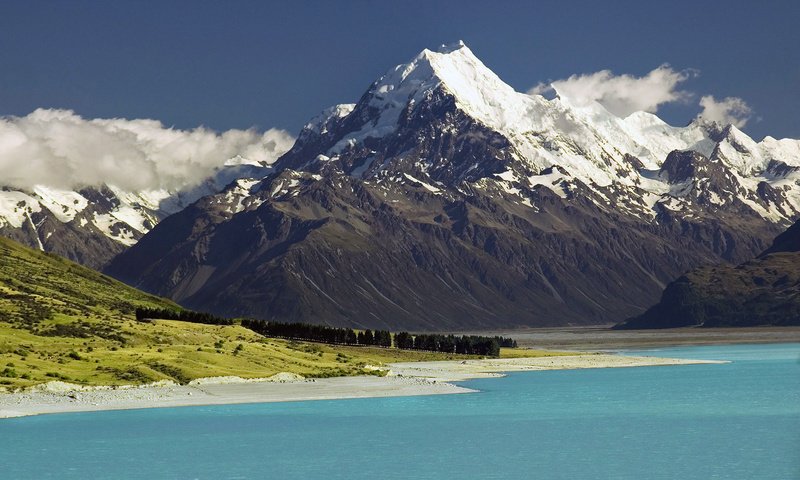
xmin=366 ymin=41 xmax=561 ymax=139
xmin=106 ymin=41 xmax=800 ymax=330
xmin=274 ymin=42 xmax=800 ymax=226
xmin=7 ymin=41 xmax=800 ymax=273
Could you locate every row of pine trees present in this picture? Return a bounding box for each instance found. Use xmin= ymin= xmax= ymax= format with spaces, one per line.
xmin=240 ymin=319 xmax=392 ymax=347
xmin=136 ymin=308 xmax=516 ymax=357
xmin=135 ymin=307 xmax=233 ymax=325
xmin=398 ymin=333 xmax=516 ymax=356
xmin=241 ymin=319 xmax=515 ymax=356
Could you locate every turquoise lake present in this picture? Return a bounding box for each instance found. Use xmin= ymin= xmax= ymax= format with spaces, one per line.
xmin=1 ymin=343 xmax=798 ymax=479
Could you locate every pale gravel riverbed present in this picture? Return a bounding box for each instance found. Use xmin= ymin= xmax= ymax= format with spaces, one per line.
xmin=0 ymin=354 xmax=724 ymax=419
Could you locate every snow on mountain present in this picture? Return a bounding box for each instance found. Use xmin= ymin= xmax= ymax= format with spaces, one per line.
xmin=0 ymin=190 xmax=42 ymax=229
xmin=303 ymin=104 xmax=356 ymax=137
xmin=5 ymin=40 xmax=800 ymax=272
xmin=0 ymin=106 xmax=295 ymax=266
xmin=324 ymin=41 xmax=703 ymax=180
xmin=105 ymin=42 xmax=800 ymax=330
xmin=0 ymin=155 xmax=276 ymax=259
xmin=278 ymin=41 xmax=800 ymax=225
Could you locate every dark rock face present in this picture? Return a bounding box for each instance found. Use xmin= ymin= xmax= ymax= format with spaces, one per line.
xmin=761 ymin=220 xmax=800 ymax=256
xmin=275 ymin=85 xmax=524 ymax=187
xmin=616 ymin=220 xmax=800 ymax=329
xmin=660 ymin=151 xmax=709 ymax=184
xmin=106 ymin=163 xmax=784 ymax=330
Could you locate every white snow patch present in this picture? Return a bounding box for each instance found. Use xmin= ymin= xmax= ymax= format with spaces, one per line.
xmin=403 ymin=173 xmax=441 ymax=193
xmin=0 ymin=191 xmax=41 ymax=228
xmin=528 ymin=171 xmax=568 ymax=198
xmin=31 ymin=186 xmax=88 ymax=222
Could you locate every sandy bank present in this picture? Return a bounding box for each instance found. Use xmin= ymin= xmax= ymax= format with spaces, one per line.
xmin=389 ymin=354 xmax=726 ymax=382
xmin=0 ymin=354 xmax=724 ymax=419
xmin=0 ymin=375 xmax=471 ymax=419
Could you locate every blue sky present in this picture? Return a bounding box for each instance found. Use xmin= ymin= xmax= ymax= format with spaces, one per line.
xmin=1 ymin=0 xmax=798 ymax=140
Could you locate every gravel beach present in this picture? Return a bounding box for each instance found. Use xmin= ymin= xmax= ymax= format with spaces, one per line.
xmin=0 ymin=353 xmax=724 ymax=419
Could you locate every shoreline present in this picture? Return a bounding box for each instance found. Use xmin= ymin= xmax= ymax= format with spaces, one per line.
xmin=0 ymin=353 xmax=725 ymax=419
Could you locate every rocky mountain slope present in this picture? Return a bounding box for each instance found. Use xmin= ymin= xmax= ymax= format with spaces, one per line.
xmin=617 ymin=220 xmax=800 ymax=329
xmin=106 ymin=42 xmax=800 ymax=330
xmin=0 ymin=160 xmax=272 ymax=268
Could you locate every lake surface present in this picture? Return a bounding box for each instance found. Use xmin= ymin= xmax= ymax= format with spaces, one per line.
xmin=1 ymin=343 xmax=798 ymax=479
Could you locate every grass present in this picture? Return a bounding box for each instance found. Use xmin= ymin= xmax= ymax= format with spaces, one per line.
xmin=0 ymin=237 xmax=571 ymax=391
xmin=0 ymin=319 xmax=474 ymax=390
xmin=0 ymin=237 xmax=478 ymax=390
xmin=0 ymin=236 xmax=179 ymax=330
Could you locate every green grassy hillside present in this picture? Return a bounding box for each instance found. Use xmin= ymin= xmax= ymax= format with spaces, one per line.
xmin=0 ymin=237 xmax=499 ymax=390
xmin=0 ymin=236 xmax=180 ymax=330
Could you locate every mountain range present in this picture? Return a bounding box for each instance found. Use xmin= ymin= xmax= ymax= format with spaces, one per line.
xmin=617 ymin=219 xmax=800 ymax=328
xmin=0 ymin=158 xmax=272 ymax=268
xmin=95 ymin=42 xmax=800 ymax=330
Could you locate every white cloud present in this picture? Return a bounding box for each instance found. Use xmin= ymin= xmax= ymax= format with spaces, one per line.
xmin=697 ymin=95 xmax=752 ymax=128
xmin=0 ymin=108 xmax=294 ymax=192
xmin=529 ymin=65 xmax=693 ymax=117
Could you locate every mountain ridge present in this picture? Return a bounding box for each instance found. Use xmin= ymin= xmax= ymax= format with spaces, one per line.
xmin=105 ymin=42 xmax=800 ymax=329
xmin=0 ymin=161 xmax=274 ymax=268
xmin=616 ymin=219 xmax=800 ymax=329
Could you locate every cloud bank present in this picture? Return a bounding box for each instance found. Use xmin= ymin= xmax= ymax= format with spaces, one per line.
xmin=529 ymin=65 xmax=693 ymax=117
xmin=697 ymin=95 xmax=752 ymax=128
xmin=0 ymin=109 xmax=294 ymax=192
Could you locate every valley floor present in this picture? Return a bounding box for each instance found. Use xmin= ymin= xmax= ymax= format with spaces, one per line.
xmin=0 ymin=353 xmax=722 ymax=418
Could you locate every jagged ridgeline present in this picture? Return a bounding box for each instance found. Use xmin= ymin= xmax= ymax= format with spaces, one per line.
xmin=0 ymin=153 xmax=278 ymax=269
xmin=106 ymin=42 xmax=800 ymax=330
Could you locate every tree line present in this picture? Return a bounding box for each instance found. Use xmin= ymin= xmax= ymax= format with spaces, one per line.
xmin=136 ymin=308 xmax=517 ymax=357
xmin=241 ymin=319 xmax=516 ymax=357
xmin=400 ymin=333 xmax=516 ymax=356
xmin=241 ymin=319 xmax=392 ymax=347
xmin=135 ymin=307 xmax=233 ymax=326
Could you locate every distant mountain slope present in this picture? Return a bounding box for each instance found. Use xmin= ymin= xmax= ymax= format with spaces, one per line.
xmin=106 ymin=42 xmax=800 ymax=330
xmin=0 ymin=161 xmax=275 ymax=269
xmin=760 ymin=219 xmax=800 ymax=255
xmin=616 ymin=220 xmax=800 ymax=329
